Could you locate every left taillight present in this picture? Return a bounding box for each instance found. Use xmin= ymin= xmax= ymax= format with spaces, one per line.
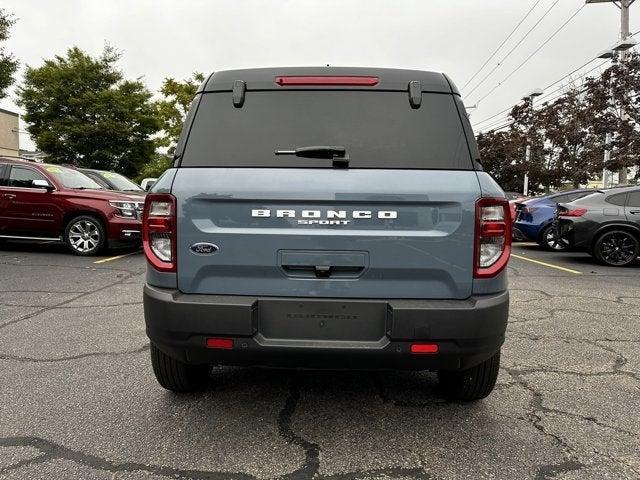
xmin=143 ymin=193 xmax=176 ymax=272
xmin=474 ymin=197 xmax=511 ymax=279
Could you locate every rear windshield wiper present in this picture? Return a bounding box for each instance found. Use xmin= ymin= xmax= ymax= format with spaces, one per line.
xmin=275 ymin=145 xmax=349 ymax=168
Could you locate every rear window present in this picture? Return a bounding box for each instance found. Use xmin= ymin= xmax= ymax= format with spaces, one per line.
xmin=606 ymin=193 xmax=627 ymax=206
xmin=181 ymin=91 xmax=473 ymax=169
xmin=566 ymin=191 xmax=592 ymax=201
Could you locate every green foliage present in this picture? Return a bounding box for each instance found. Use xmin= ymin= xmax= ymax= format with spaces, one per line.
xmin=156 ymin=73 xmax=205 ymax=154
xmin=584 ymin=54 xmax=640 ymax=175
xmin=17 ymin=46 xmax=161 ymax=177
xmin=136 ymin=153 xmax=172 ymax=182
xmin=0 ymin=8 xmax=18 ymax=99
xmin=476 ymin=131 xmax=525 ymax=192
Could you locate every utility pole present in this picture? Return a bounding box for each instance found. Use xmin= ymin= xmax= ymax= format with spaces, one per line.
xmin=587 ymin=0 xmax=636 ymax=185
xmin=619 ymin=0 xmax=632 ymax=184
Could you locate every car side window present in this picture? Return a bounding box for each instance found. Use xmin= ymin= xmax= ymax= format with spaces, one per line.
xmin=8 ymin=166 xmax=49 ymax=188
xmin=0 ymin=164 xmax=7 ymax=186
xmin=605 ymin=193 xmax=627 ymax=206
xmin=627 ymin=191 xmax=640 ymax=207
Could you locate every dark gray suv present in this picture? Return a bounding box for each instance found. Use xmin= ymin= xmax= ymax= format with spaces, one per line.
xmin=556 ymin=186 xmax=640 ymax=266
xmin=142 ymin=67 xmax=511 ymax=401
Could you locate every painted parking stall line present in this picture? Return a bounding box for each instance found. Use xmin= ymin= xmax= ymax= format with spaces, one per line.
xmin=94 ymin=251 xmax=141 ymax=264
xmin=510 ymin=253 xmax=582 ymax=275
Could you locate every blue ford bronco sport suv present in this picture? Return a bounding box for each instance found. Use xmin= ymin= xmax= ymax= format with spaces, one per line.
xmin=143 ymin=68 xmax=510 ymax=401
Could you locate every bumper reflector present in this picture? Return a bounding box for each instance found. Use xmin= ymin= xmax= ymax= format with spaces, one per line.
xmin=206 ymin=338 xmax=234 ymax=350
xmin=410 ymin=343 xmax=439 ymax=354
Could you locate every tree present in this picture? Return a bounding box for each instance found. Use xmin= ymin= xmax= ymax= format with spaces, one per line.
xmin=477 ymin=130 xmax=526 ymax=192
xmin=505 ymin=100 xmax=562 ymax=194
xmin=136 ymin=153 xmax=172 ymax=182
xmin=156 ymin=73 xmax=204 ymax=154
xmin=0 ymin=8 xmax=18 ymax=99
xmin=538 ymin=86 xmax=602 ymax=188
xmin=584 ymin=53 xmax=640 ymax=181
xmin=17 ymin=46 xmax=161 ymax=177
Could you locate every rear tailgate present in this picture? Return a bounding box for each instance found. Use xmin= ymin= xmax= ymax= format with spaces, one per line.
xmin=174 ymin=168 xmax=480 ymax=299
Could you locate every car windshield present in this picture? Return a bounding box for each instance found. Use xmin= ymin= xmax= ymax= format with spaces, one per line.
xmin=98 ymin=171 xmax=143 ymax=191
xmin=43 ymin=165 xmax=103 ymax=189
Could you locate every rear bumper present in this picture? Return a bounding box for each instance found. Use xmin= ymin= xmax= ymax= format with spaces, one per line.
xmin=513 ymin=221 xmax=542 ymax=242
xmin=556 ymin=218 xmax=592 ymax=250
xmin=144 ymin=285 xmax=509 ymax=371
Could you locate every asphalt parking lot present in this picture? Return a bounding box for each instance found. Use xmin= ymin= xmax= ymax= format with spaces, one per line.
xmin=0 ymin=242 xmax=639 ymax=480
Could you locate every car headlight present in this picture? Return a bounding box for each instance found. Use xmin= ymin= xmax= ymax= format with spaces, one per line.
xmin=109 ymin=201 xmax=141 ymax=218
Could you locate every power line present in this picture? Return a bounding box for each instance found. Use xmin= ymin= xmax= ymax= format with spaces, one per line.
xmin=472 ymin=59 xmax=606 ymax=128
xmin=461 ymin=0 xmax=544 ymax=91
xmin=476 ymin=62 xmax=610 ymax=132
xmin=464 ymin=0 xmax=561 ymax=98
xmin=471 ymin=3 xmax=587 ymax=106
xmin=471 ymin=29 xmax=640 ymax=129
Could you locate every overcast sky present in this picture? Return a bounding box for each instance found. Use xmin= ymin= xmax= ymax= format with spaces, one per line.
xmin=0 ymin=0 xmax=633 ymax=150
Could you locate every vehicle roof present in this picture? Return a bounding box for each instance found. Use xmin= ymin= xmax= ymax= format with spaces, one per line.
xmin=80 ymin=168 xmax=110 ymax=174
xmin=0 ymin=157 xmax=52 ymax=169
xmin=200 ymin=67 xmax=458 ymax=95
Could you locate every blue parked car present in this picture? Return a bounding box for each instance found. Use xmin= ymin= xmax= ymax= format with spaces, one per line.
xmin=513 ymin=189 xmax=595 ymax=250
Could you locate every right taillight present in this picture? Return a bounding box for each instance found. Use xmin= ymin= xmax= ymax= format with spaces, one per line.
xmin=558 ymin=208 xmax=587 ymax=217
xmin=474 ymin=197 xmax=511 ymax=279
xmin=143 ymin=193 xmax=176 ymax=272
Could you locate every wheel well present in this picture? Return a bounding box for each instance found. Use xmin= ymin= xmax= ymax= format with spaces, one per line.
xmin=591 ymin=224 xmax=640 ymax=250
xmin=63 ymin=211 xmax=107 ymax=234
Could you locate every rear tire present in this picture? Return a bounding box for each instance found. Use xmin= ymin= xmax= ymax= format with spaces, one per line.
xmin=538 ymin=224 xmax=568 ymax=251
xmin=593 ymin=230 xmax=639 ymax=267
xmin=438 ymin=351 xmax=500 ymax=401
xmin=150 ymin=343 xmax=210 ymax=393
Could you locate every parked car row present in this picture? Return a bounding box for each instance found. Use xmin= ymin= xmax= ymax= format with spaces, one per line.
xmin=512 ymin=189 xmax=594 ymax=250
xmin=0 ymin=158 xmax=147 ymax=255
xmin=509 ymin=185 xmax=640 ymax=267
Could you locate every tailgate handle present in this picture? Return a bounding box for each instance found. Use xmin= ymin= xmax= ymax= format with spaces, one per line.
xmin=279 ymin=251 xmax=368 ymax=279
xmin=281 ymin=264 xmax=364 ymax=279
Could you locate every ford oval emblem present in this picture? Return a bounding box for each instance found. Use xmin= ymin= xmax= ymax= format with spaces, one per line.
xmin=190 ymin=242 xmax=219 ymax=255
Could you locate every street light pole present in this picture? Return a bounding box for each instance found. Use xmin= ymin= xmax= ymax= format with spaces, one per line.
xmin=522 ymin=89 xmax=544 ymax=196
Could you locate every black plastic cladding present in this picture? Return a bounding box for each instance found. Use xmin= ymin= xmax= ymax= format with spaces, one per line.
xmin=198 ymin=67 xmax=458 ymax=94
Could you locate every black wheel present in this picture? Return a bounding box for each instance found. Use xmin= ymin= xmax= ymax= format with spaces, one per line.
xmin=538 ymin=224 xmax=568 ymax=251
xmin=64 ymin=215 xmax=106 ymax=256
xmin=150 ymin=343 xmax=210 ymax=393
xmin=593 ymin=230 xmax=639 ymax=267
xmin=438 ymin=351 xmax=500 ymax=401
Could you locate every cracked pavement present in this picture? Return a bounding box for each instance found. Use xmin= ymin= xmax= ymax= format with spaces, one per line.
xmin=0 ymin=241 xmax=639 ymax=479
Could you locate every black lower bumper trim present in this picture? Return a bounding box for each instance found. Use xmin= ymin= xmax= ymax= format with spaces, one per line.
xmin=144 ymin=285 xmax=509 ymax=371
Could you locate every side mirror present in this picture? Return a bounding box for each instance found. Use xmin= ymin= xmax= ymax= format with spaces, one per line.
xmin=32 ymin=179 xmax=54 ymax=191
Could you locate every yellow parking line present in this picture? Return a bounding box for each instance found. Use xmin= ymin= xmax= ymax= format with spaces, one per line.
xmin=510 ymin=253 xmax=582 ymax=275
xmin=93 ymin=251 xmax=141 ymax=264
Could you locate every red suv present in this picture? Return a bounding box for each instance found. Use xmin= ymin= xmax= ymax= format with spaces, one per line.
xmin=0 ymin=158 xmax=145 ymax=255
